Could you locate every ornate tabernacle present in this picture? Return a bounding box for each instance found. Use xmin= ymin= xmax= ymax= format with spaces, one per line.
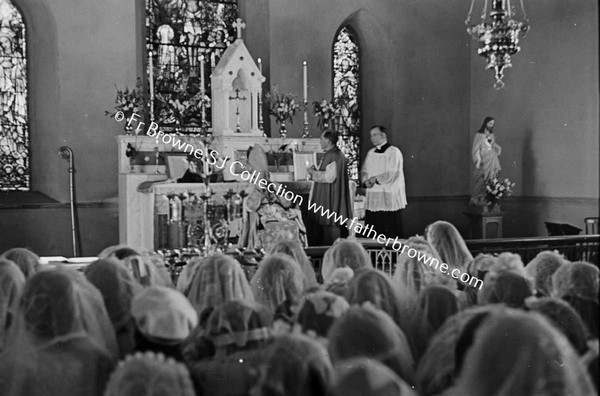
xmin=210 ymin=18 xmax=264 ymax=136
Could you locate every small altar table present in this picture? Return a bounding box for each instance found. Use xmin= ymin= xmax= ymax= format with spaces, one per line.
xmin=463 ymin=211 xmax=506 ymax=239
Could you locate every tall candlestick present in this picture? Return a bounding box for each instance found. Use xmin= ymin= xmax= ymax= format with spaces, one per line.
xmin=258 ymin=57 xmax=262 ymax=74
xmin=200 ymin=55 xmax=205 ymax=125
xmin=149 ymin=50 xmax=154 ymax=121
xmin=302 ymin=60 xmax=308 ymax=102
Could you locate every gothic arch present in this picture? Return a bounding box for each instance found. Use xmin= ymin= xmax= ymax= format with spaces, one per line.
xmin=333 ymin=9 xmax=395 ymax=165
xmin=10 ymin=0 xmax=60 ymax=194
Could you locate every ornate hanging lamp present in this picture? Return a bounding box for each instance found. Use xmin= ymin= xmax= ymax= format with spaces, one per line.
xmin=466 ymin=0 xmax=530 ymax=89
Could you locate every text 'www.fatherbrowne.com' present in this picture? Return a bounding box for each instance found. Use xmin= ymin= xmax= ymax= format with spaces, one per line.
xmin=113 ymin=111 xmax=483 ymax=289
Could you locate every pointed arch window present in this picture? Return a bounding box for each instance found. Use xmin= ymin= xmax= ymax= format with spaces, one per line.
xmin=0 ymin=0 xmax=29 ymax=191
xmin=333 ymin=26 xmax=360 ymax=182
xmin=145 ymin=0 xmax=239 ymax=133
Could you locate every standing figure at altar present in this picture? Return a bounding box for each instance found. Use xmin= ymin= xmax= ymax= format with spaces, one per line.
xmin=307 ymin=130 xmax=352 ymax=245
xmin=362 ymin=125 xmax=407 ymax=239
xmin=470 ymin=116 xmax=502 ymax=206
xmin=239 ymin=145 xmax=307 ymax=250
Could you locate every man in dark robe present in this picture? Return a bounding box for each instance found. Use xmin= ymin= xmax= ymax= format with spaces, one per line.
xmin=306 ymin=130 xmax=353 ymax=246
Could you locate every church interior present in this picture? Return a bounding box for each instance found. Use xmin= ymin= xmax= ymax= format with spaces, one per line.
xmin=0 ymin=0 xmax=598 ymax=256
xmin=0 ymin=1 xmax=599 ymax=395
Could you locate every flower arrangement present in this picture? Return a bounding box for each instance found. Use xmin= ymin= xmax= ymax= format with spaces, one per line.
xmin=264 ymin=86 xmax=302 ymax=125
xmin=155 ymin=74 xmax=211 ymax=130
xmin=105 ymin=78 xmax=146 ymax=120
xmin=312 ymin=99 xmax=339 ymax=129
xmin=485 ymin=176 xmax=515 ymax=205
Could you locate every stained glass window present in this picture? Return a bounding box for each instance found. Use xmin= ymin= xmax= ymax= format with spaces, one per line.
xmin=333 ymin=26 xmax=360 ymax=182
xmin=0 ymin=0 xmax=29 ymax=191
xmin=146 ymin=0 xmax=238 ymax=134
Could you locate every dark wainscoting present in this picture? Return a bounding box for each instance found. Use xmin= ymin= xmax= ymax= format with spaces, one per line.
xmin=0 ymin=199 xmax=119 ymax=257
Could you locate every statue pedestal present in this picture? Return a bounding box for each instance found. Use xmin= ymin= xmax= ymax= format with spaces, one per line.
xmin=463 ymin=210 xmax=506 ymax=239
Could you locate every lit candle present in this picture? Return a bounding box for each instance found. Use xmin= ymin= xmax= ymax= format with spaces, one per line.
xmin=258 ymin=57 xmax=262 ymax=74
xmin=302 ymin=60 xmax=308 ymax=102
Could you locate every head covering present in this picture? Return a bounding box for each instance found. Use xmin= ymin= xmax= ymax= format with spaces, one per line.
xmin=250 ymin=333 xmax=333 ymax=396
xmin=294 ymin=289 xmax=349 ymax=338
xmin=328 ymin=304 xmax=415 ymax=385
xmin=176 ymin=256 xmax=204 ymax=295
xmin=488 ymin=252 xmax=528 ymax=277
xmin=393 ymin=236 xmax=455 ymax=304
xmin=525 ymin=297 xmax=589 ymax=354
xmin=132 ymin=286 xmax=198 ymax=344
xmin=97 ymin=245 xmax=172 ymax=287
xmin=415 ymin=306 xmax=500 ymax=396
xmin=425 ymin=221 xmax=473 ymax=270
xmin=478 ymin=270 xmax=533 ymax=308
xmin=104 ymin=351 xmax=196 ymax=396
xmin=97 ymin=244 xmax=139 ymax=259
xmin=121 ymin=254 xmax=173 ymax=287
xmin=0 ymin=259 xmax=25 ymax=351
xmin=466 ymin=253 xmax=496 ymax=279
xmin=1 ymin=247 xmax=40 ymax=278
xmin=84 ymin=258 xmax=140 ymax=331
xmin=418 ymin=285 xmax=459 ymax=338
xmin=552 ymin=261 xmax=599 ymax=303
xmin=449 ymin=309 xmax=596 ymax=396
xmin=251 ymin=253 xmax=305 ymax=313
xmin=332 ymin=358 xmax=417 ymax=396
xmin=525 ymin=251 xmax=566 ymax=296
xmin=324 ymin=267 xmax=354 ymax=296
xmin=185 ymin=254 xmax=254 ymax=319
xmin=345 ymin=269 xmax=404 ymax=327
xmin=204 ymin=299 xmax=271 ymax=354
xmin=0 ymin=268 xmax=117 ymax=396
xmin=322 ymin=238 xmax=372 ymax=284
xmin=268 ymin=239 xmax=318 ymax=288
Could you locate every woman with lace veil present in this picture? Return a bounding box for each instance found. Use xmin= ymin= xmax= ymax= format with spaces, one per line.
xmin=425 ymin=220 xmax=473 ymax=271
xmin=551 ymin=261 xmax=600 ymax=337
xmin=250 ymin=253 xmax=306 ymax=323
xmin=97 ymin=245 xmax=173 ymax=287
xmin=185 ymin=254 xmax=254 ymax=319
xmin=188 ymin=299 xmax=272 ymax=396
xmin=84 ymin=258 xmax=141 ymax=358
xmin=1 ymin=247 xmax=40 ymax=278
xmin=105 ymin=351 xmax=196 ymax=396
xmin=321 ymin=237 xmax=373 ymax=286
xmin=250 ymin=333 xmax=333 ymax=396
xmin=331 ymin=358 xmax=417 ymax=396
xmin=328 ymin=304 xmax=415 ymax=386
xmin=448 ymin=309 xmax=597 ymax=396
xmin=0 ymin=258 xmax=25 ymax=352
xmin=239 ymin=144 xmax=307 ymax=250
xmin=267 ymin=239 xmax=318 ymax=288
xmin=0 ymin=268 xmax=117 ymax=396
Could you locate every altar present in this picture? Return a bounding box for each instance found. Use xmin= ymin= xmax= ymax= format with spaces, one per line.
xmin=117 ymin=135 xmax=319 ymax=252
xmin=117 ymin=19 xmax=326 ymax=251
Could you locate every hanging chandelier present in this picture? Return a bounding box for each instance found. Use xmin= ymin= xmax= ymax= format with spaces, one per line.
xmin=466 ymin=0 xmax=529 ymax=89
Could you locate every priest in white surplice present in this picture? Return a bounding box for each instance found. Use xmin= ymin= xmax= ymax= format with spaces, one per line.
xmin=361 ymin=125 xmax=407 ymax=239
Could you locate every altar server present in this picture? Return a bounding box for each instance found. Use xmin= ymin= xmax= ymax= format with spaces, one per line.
xmin=361 ymin=125 xmax=406 ymax=239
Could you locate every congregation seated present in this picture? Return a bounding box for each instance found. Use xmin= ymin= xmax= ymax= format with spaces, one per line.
xmin=0 ymin=220 xmax=598 ymax=396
